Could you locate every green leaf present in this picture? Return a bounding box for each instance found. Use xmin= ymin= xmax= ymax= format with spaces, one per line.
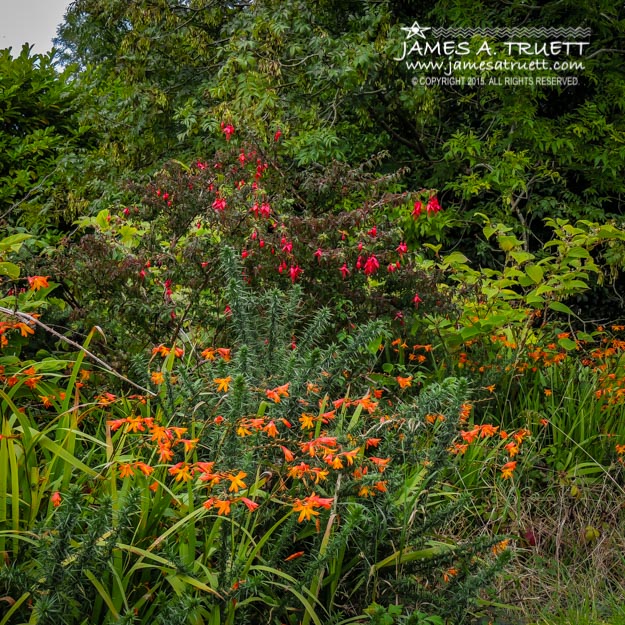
xmin=0 ymin=262 xmax=20 ymax=279
xmin=525 ymin=264 xmax=544 ymax=284
xmin=498 ymin=235 xmax=522 ymax=252
xmin=558 ymin=337 xmax=578 ymax=350
xmin=549 ymin=301 xmax=575 ymax=315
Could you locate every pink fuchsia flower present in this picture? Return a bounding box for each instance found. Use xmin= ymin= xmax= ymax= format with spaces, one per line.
xmin=396 ymin=241 xmax=408 ymax=255
xmin=413 ymin=293 xmax=423 ymax=307
xmin=364 ymin=255 xmax=380 ymax=276
xmin=427 ymin=196 xmax=441 ymax=214
xmin=274 ymin=129 xmax=282 ymax=141
xmin=339 ymin=263 xmax=350 ymax=279
xmin=281 ymin=237 xmax=293 ymax=254
xmin=250 ymin=203 xmax=260 ymax=217
xmin=289 ymin=265 xmax=303 ymax=283
xmin=221 ymin=123 xmax=235 ymax=140
xmin=314 ymin=248 xmax=323 ymax=261
xmin=412 ymin=200 xmax=423 ymax=219
xmin=260 ymin=202 xmax=271 ymax=218
xmin=367 ymin=225 xmax=377 ymax=237
xmin=212 ymin=197 xmax=226 ymax=211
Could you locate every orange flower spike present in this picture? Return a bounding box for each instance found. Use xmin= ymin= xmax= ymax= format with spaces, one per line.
xmin=214 ymin=376 xmax=232 ymax=392
xmin=369 ymin=456 xmax=391 ymax=472
xmin=51 ymin=491 xmax=62 ymax=507
xmin=504 ymin=442 xmax=519 ymax=457
xmin=284 ymin=551 xmax=305 ymax=562
xmin=460 ymin=427 xmax=480 ymax=444
xmin=158 ymin=443 xmax=174 ymax=463
xmin=264 ymin=421 xmax=279 ymax=438
xmin=125 ymin=416 xmax=145 ymax=433
xmin=320 ymin=409 xmax=336 ymax=423
xmin=238 ymin=497 xmax=259 ymax=511
xmin=500 ymin=461 xmax=517 ymax=479
xmin=236 ymin=423 xmax=252 ymax=437
xmin=299 ymin=413 xmax=316 ymax=429
xmin=151 ymin=371 xmax=165 ymax=385
xmin=201 ymin=348 xmax=216 ymax=360
xmin=214 ymin=498 xmax=232 ymax=515
xmin=15 ymin=322 xmax=35 ymax=337
xmin=396 ymin=375 xmax=412 ymax=389
xmin=312 ymin=467 xmax=329 ymax=484
xmin=293 ymin=498 xmax=320 ymax=523
xmin=443 ymin=568 xmax=459 ymax=583
xmin=342 ymin=448 xmax=360 ymax=466
xmin=152 ymin=344 xmax=170 ymax=357
xmin=365 ymin=438 xmax=381 ymax=449
xmin=374 ymin=480 xmax=387 ymax=492
xmin=479 ymin=424 xmax=499 ymax=438
xmin=266 ymin=389 xmax=281 ymax=402
xmin=216 ymin=347 xmax=231 ymax=361
xmin=275 ymin=382 xmax=290 ymax=397
xmin=178 ymin=438 xmax=199 ymax=453
xmin=134 ymin=461 xmax=154 ymax=476
xmin=107 ymin=418 xmax=128 ymax=431
xmin=119 ymin=463 xmax=135 ymax=478
xmin=169 ymin=462 xmax=193 ymax=482
xmin=194 ymin=461 xmax=215 ymax=475
xmin=27 ymin=275 xmax=49 ymax=291
xmin=308 ymin=493 xmax=333 ymax=509
xmin=615 ymin=444 xmax=625 ymax=455
xmin=227 ymin=471 xmax=247 ymax=493
xmin=280 ymin=445 xmax=295 ymax=462
xmin=169 ymin=426 xmax=188 ymax=439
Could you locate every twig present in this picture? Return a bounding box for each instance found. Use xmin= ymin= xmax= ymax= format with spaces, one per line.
xmin=0 ymin=306 xmax=156 ymax=396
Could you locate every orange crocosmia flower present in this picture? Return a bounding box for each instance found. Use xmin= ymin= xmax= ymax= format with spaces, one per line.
xmin=178 ymin=438 xmax=199 ymax=453
xmin=443 ymin=567 xmax=459 ymax=583
xmin=311 ymin=467 xmax=329 ymax=484
xmin=500 ymin=461 xmax=517 ymax=479
xmin=134 ymin=461 xmax=154 ymax=476
xmin=396 ymin=375 xmax=412 ymax=389
xmin=214 ymin=376 xmax=232 ymax=392
xmin=266 ymin=390 xmax=281 ymax=402
xmin=365 ymin=438 xmax=381 ymax=449
xmin=299 ymin=413 xmax=316 ymax=429
xmin=449 ymin=442 xmax=469 ymax=455
xmin=236 ymin=423 xmax=252 ymax=437
xmin=15 ymin=322 xmax=35 ymax=337
xmin=280 ymin=445 xmax=295 ymax=462
xmin=544 ymin=388 xmax=552 ymax=397
xmin=300 ymin=436 xmax=338 ymax=457
xmin=479 ymin=424 xmax=499 ymax=438
xmin=126 ymin=416 xmax=145 ymax=433
xmin=23 ymin=376 xmax=41 ymax=389
xmin=332 ymin=397 xmax=349 ymax=409
xmin=372 ymin=389 xmax=384 ymax=399
xmin=284 ymin=551 xmax=305 ymax=562
xmin=214 ymin=499 xmax=232 ymax=515
xmin=353 ymin=394 xmax=378 ymax=413
xmin=358 ymin=485 xmax=373 ymax=497
xmin=615 ymin=444 xmax=625 ymax=455
xmin=40 ymin=395 xmax=53 ymax=408
xmin=158 ymin=443 xmax=174 ymax=462
xmin=169 ymin=462 xmax=193 ymax=482
xmin=28 ymin=275 xmax=49 ymax=291
xmin=50 ymin=491 xmax=62 ymax=507
xmin=264 ymin=421 xmax=279 ymax=438
xmin=374 ymin=480 xmax=387 ymax=492
xmin=369 ymin=456 xmax=391 ymax=472
xmin=201 ymin=348 xmax=216 ymax=360
xmin=227 ymin=471 xmax=247 ymax=493
xmin=342 ymin=448 xmax=360 ymax=466
xmin=216 ymin=347 xmax=231 ymax=361
xmin=119 ymin=463 xmax=135 ymax=478
xmin=152 ymin=344 xmax=170 ymax=357
xmin=169 ymin=426 xmax=187 ymax=439
xmin=194 ymin=461 xmax=215 ymax=475
xmin=151 ymin=371 xmax=165 ymax=385
xmin=306 ymin=382 xmax=320 ymax=394
xmin=504 ymin=442 xmax=519 ymax=457
xmin=460 ymin=427 xmax=480 ymax=444
xmin=149 ymin=481 xmax=159 ymax=492
xmin=107 ymin=418 xmax=127 ymax=431
xmin=203 ymin=497 xmax=215 ymax=510
xmin=513 ymin=428 xmax=531 ymax=444
xmin=238 ymin=497 xmax=259 ymax=511
xmin=492 ymin=539 xmax=510 ymax=555
xmin=293 ymin=498 xmax=320 ymax=522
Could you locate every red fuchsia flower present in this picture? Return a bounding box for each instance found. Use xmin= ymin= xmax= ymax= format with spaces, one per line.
xmin=367 ymin=225 xmax=377 ymax=237
xmin=412 ymin=200 xmax=423 ymax=218
xmin=340 ymin=263 xmax=350 ymax=279
xmin=364 ymin=255 xmax=380 ymax=276
xmin=123 ymin=207 xmax=130 ymax=217
xmin=413 ymin=293 xmax=423 ymax=307
xmin=250 ymin=203 xmax=260 ymax=217
xmin=212 ymin=197 xmax=226 ymax=211
xmin=239 ymin=152 xmax=246 ymax=164
xmin=196 ymin=161 xmax=207 ymax=170
xmin=387 ymin=263 xmax=397 ymax=273
xmin=278 ymin=261 xmax=287 ymax=274
xmin=314 ymin=248 xmax=323 ymax=261
xmin=221 ymin=122 xmax=235 ymax=140
xmin=224 ymin=305 xmax=232 ymax=316
xmin=274 ymin=129 xmax=282 ymax=141
xmin=289 ymin=265 xmax=303 ymax=283
xmin=281 ymin=237 xmax=293 ymax=254
xmin=427 ymin=196 xmax=441 ymax=214
xmin=259 ymin=239 xmax=265 ymax=248
xmin=251 ymin=230 xmax=258 ymax=240
xmin=208 ymin=183 xmax=214 ymax=191
xmin=241 ymin=249 xmax=248 ymax=259
xmin=260 ymin=202 xmax=271 ymax=218
xmin=358 ymin=241 xmax=364 ymax=252
xmin=356 ymin=256 xmax=362 ymax=270
xmin=396 ymin=241 xmax=408 ymax=256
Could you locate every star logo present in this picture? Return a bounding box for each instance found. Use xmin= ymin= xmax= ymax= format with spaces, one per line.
xmin=401 ymin=21 xmax=431 ymax=40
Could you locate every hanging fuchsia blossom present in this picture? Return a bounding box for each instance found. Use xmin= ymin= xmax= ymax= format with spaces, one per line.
xmin=364 ymin=255 xmax=380 ymax=276
xmin=212 ymin=197 xmax=226 ymax=211
xmin=260 ymin=202 xmax=271 ymax=218
xmin=274 ymin=129 xmax=282 ymax=142
xmin=396 ymin=241 xmax=408 ymax=256
xmin=413 ymin=293 xmax=423 ymax=307
xmin=314 ymin=248 xmax=323 ymax=261
xmin=289 ymin=265 xmax=303 ymax=283
xmin=221 ymin=123 xmax=235 ymax=140
xmin=412 ymin=200 xmax=423 ymax=218
xmin=367 ymin=225 xmax=377 ymax=237
xmin=427 ymin=196 xmax=441 ymax=214
xmin=339 ymin=263 xmax=350 ymax=279
xmin=281 ymin=236 xmax=293 ymax=254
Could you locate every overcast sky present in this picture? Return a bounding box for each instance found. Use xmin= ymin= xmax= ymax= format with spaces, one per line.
xmin=0 ymin=0 xmax=72 ymax=56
